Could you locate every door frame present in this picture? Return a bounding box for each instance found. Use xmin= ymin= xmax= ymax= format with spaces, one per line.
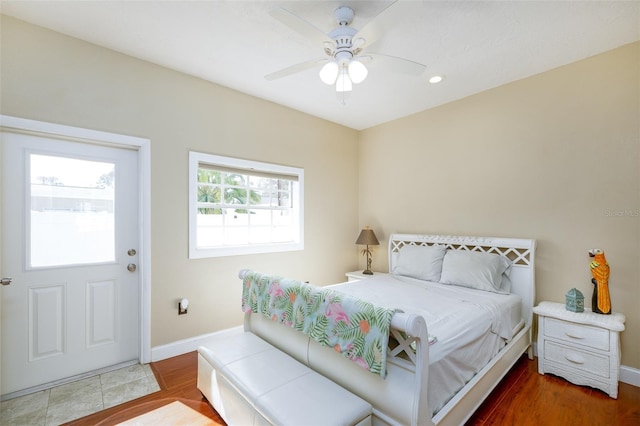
xmin=0 ymin=114 xmax=152 ymax=365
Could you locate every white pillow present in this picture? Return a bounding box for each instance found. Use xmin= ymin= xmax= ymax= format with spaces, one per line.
xmin=499 ymin=270 xmax=513 ymax=293
xmin=392 ymin=244 xmax=446 ymax=282
xmin=440 ymin=250 xmax=511 ymax=294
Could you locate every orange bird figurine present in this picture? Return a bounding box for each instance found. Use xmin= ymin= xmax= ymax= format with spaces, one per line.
xmin=588 ymin=249 xmax=611 ymax=314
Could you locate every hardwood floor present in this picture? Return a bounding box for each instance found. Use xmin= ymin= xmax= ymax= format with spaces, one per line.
xmin=467 ymin=356 xmax=640 ymax=426
xmin=66 ymin=352 xmax=640 ymax=425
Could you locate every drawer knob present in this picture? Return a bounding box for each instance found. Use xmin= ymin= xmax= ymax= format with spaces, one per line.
xmin=565 ymin=353 xmax=585 ymax=364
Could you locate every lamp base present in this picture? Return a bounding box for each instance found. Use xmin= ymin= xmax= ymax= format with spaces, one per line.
xmin=362 ymin=270 xmax=373 ymax=275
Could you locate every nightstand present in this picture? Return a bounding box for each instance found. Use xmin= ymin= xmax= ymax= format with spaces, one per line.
xmin=345 ymin=270 xmax=387 ymax=282
xmin=533 ymin=301 xmax=626 ymax=398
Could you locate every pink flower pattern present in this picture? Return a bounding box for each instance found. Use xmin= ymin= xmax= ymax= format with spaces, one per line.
xmin=268 ymin=282 xmax=284 ymax=298
xmin=324 ymin=302 xmax=351 ymax=325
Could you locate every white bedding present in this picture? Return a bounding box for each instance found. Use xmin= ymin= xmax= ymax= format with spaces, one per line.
xmin=329 ymin=273 xmax=523 ymax=414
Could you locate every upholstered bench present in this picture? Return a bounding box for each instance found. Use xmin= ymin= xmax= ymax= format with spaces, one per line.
xmin=197 ymin=331 xmax=372 ymax=426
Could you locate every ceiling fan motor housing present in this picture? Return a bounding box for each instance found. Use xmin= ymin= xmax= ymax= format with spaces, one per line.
xmin=330 ymin=29 xmax=357 ymax=63
xmin=334 ymin=6 xmax=355 ymax=26
xmin=329 ymin=6 xmax=358 ymax=64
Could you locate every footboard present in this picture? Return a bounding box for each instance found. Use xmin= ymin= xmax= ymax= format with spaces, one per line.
xmin=245 ymin=311 xmax=433 ymax=426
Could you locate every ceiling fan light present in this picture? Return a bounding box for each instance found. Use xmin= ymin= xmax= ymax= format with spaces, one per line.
xmin=336 ymin=69 xmax=352 ymax=92
xmin=348 ymin=60 xmax=368 ymax=84
xmin=319 ymin=61 xmax=339 ymax=85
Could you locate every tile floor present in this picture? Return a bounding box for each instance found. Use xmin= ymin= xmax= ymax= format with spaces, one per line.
xmin=0 ymin=364 xmax=161 ymax=426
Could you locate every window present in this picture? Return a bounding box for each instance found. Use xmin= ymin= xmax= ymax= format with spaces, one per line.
xmin=189 ymin=152 xmax=304 ymax=258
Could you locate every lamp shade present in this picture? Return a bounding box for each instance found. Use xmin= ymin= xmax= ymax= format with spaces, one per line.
xmin=319 ymin=61 xmax=339 ymax=85
xmin=355 ymin=227 xmax=379 ymax=246
xmin=348 ymin=60 xmax=368 ymax=84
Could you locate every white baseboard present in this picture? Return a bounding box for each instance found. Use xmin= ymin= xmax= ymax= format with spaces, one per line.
xmin=620 ymin=365 xmax=640 ymax=388
xmin=532 ymin=342 xmax=639 ymax=388
xmin=151 ymin=326 xmax=243 ymax=362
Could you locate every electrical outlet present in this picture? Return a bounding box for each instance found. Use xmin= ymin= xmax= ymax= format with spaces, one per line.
xmin=178 ymin=298 xmax=189 ymax=315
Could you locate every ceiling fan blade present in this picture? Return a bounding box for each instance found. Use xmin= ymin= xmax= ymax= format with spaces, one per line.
xmin=353 ymin=0 xmax=399 ymax=48
xmin=265 ymin=58 xmax=329 ymax=81
xmin=367 ymin=53 xmax=427 ymax=76
xmin=270 ymin=7 xmax=332 ymax=45
xmin=356 ymin=55 xmax=373 ymax=65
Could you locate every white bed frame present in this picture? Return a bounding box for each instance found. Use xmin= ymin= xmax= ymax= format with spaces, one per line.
xmin=244 ymin=234 xmax=536 ymax=426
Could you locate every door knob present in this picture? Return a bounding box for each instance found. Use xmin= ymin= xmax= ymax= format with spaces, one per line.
xmin=1 ymin=277 xmax=12 ymax=286
xmin=127 ymin=264 xmax=137 ymax=272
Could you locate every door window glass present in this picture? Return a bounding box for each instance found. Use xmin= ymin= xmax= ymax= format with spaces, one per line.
xmin=29 ymin=154 xmax=116 ymax=267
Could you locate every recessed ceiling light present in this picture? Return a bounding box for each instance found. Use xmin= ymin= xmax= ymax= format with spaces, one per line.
xmin=429 ymin=75 xmax=444 ymax=84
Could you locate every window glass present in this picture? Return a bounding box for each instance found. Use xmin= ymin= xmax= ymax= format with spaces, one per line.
xmin=189 ymin=152 xmax=304 ymax=258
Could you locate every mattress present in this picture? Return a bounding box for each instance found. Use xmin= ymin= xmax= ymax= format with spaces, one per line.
xmin=329 ymin=274 xmax=523 ymax=414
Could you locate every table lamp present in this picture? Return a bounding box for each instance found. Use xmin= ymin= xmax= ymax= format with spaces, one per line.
xmin=355 ymin=226 xmax=379 ymax=275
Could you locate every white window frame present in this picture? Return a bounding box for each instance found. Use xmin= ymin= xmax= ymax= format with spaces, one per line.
xmin=189 ymin=152 xmax=304 ymax=258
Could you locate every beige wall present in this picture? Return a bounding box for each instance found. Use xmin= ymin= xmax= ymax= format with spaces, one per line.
xmin=0 ymin=16 xmax=360 ymax=347
xmin=2 ymin=16 xmax=639 ymax=372
xmin=358 ymin=42 xmax=640 ymax=369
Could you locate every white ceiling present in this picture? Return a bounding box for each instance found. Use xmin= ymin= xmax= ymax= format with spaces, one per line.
xmin=1 ymin=1 xmax=639 ymax=130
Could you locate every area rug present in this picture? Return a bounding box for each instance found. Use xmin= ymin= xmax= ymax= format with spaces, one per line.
xmin=116 ymin=401 xmax=218 ymax=426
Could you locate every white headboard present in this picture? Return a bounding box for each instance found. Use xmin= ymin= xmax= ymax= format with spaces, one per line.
xmin=388 ymin=234 xmax=537 ymax=326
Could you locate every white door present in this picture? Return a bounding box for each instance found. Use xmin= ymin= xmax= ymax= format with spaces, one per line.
xmin=1 ymin=129 xmax=140 ymax=396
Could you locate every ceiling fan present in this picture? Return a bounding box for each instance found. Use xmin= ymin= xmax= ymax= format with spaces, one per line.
xmin=265 ymin=3 xmax=427 ymax=100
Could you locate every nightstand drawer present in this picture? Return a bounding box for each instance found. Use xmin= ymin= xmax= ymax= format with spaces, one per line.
xmin=544 ymin=318 xmax=609 ymax=351
xmin=544 ymin=341 xmax=610 ymax=378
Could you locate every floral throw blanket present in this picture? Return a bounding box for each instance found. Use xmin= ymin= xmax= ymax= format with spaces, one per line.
xmin=240 ymin=269 xmax=395 ymax=378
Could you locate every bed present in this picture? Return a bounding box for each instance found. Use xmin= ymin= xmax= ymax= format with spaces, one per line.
xmin=238 ymin=233 xmax=536 ymax=425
